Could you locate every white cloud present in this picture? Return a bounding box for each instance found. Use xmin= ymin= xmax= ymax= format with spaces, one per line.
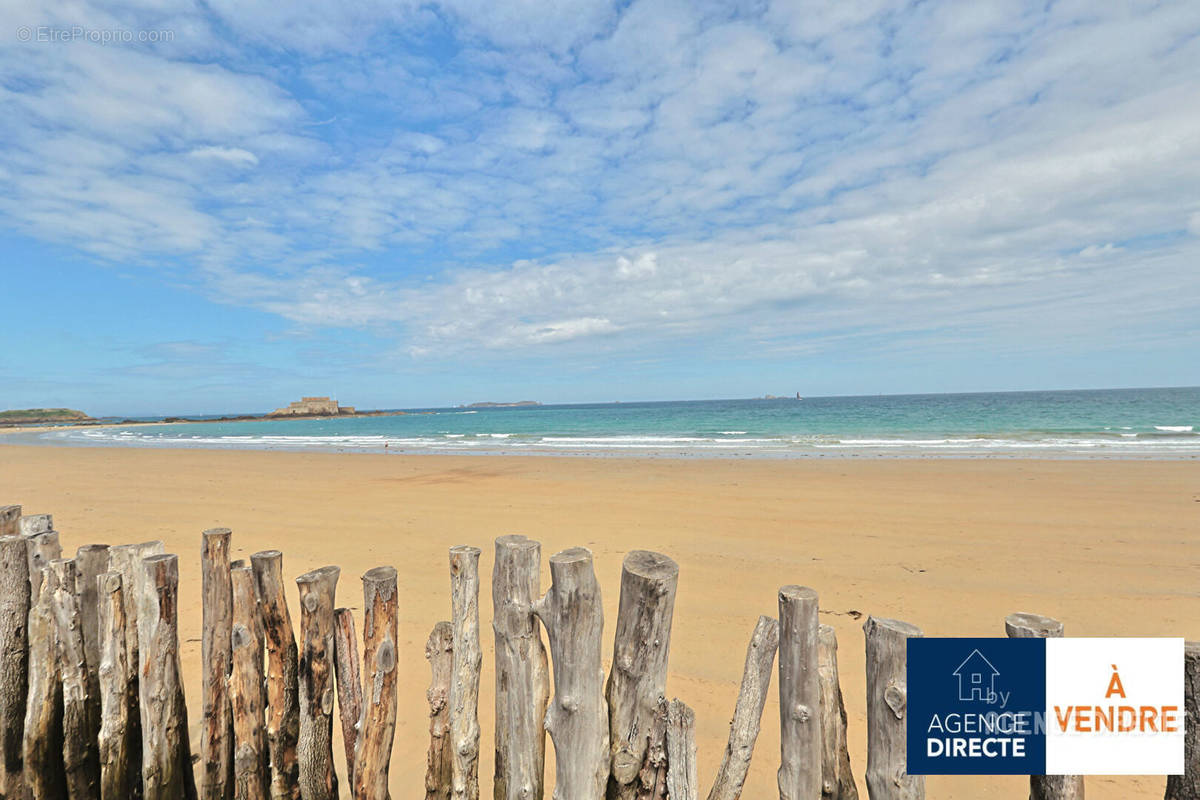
xmin=188 ymin=146 xmax=259 ymax=167
xmin=1 ymin=0 xmax=1198 ymax=363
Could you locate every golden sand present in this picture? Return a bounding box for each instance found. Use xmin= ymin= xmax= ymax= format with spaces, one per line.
xmin=2 ymin=443 xmax=1197 ymax=798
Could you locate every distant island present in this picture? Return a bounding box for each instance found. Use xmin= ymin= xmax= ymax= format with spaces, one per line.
xmin=459 ymin=401 xmax=542 ymax=408
xmin=0 ymin=408 xmax=95 ymax=426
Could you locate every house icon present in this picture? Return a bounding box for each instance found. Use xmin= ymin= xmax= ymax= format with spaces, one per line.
xmin=953 ymin=649 xmax=1000 ymax=702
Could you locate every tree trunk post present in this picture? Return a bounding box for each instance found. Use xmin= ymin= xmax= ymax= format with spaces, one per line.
xmin=1168 ymin=641 xmax=1200 ymax=800
xmin=607 ymin=551 xmax=678 ymax=800
xmin=77 ymin=544 xmax=111 ymax=723
xmin=353 ymin=566 xmax=398 ymax=800
xmin=0 ymin=535 xmax=30 ymax=797
xmin=295 ymin=565 xmax=340 ymax=800
xmin=532 ymin=547 xmax=610 ymax=800
xmin=23 ymin=564 xmax=65 ymax=800
xmin=25 ymin=530 xmax=61 ymax=600
xmin=231 ymin=562 xmax=269 ymax=800
xmin=863 ymin=616 xmax=923 ymax=800
xmin=202 ymin=529 xmax=236 ymax=800
xmin=449 ymin=546 xmax=481 ymax=800
xmin=51 ymin=558 xmax=101 ymax=800
xmin=818 ymin=625 xmax=858 ymax=800
xmin=665 ymin=700 xmax=697 ymax=800
xmin=425 ymin=622 xmax=454 ymax=800
xmin=332 ymin=608 xmax=363 ymax=790
xmin=1005 ymin=613 xmax=1083 ymax=800
xmin=706 ymin=615 xmax=779 ymax=800
xmin=98 ymin=571 xmax=135 ymax=800
xmin=18 ymin=514 xmax=53 ymax=537
xmin=492 ymin=535 xmax=549 ymax=800
xmin=138 ymin=553 xmax=199 ymax=800
xmin=0 ymin=507 xmax=19 ymax=537
xmin=110 ymin=538 xmax=165 ymax=800
xmin=251 ymin=550 xmax=301 ymax=800
xmin=778 ymin=586 xmax=821 ymax=800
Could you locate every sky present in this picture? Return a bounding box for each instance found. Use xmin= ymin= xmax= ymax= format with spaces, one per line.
xmin=1 ymin=0 xmax=1198 ymax=416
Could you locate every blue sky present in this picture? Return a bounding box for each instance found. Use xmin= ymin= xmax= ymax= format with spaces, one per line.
xmin=1 ymin=0 xmax=1198 ymax=416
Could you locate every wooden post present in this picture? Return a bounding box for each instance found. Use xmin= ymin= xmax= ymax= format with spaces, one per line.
xmin=0 ymin=535 xmax=30 ymax=797
xmin=139 ymin=553 xmax=199 ymax=800
xmin=706 ymin=615 xmax=779 ymax=800
xmin=353 ymin=566 xmax=399 ymax=800
xmin=533 ymin=547 xmax=610 ymax=800
xmin=1168 ymin=641 xmax=1200 ymax=800
xmin=607 ymin=550 xmax=678 ymax=800
xmin=818 ymin=625 xmax=858 ymax=800
xmin=425 ymin=622 xmax=454 ymax=800
xmin=665 ymin=700 xmax=697 ymax=800
xmin=203 ymin=529 xmax=236 ymax=800
xmin=109 ymin=538 xmax=165 ymax=800
xmin=23 ymin=563 xmax=65 ymax=800
xmin=251 ymin=550 xmax=300 ymax=800
xmin=492 ymin=535 xmax=549 ymax=800
xmin=449 ymin=546 xmax=481 ymax=800
xmin=778 ymin=586 xmax=821 ymax=800
xmin=77 ymin=543 xmax=111 ymax=720
xmin=332 ymin=608 xmax=362 ymax=787
xmin=18 ymin=514 xmax=53 ymax=537
xmin=98 ymin=571 xmax=135 ymax=800
xmin=0 ymin=506 xmax=19 ymax=536
xmin=863 ymin=616 xmax=923 ymax=800
xmin=1005 ymin=613 xmax=1083 ymax=800
xmin=51 ymin=558 xmax=101 ymax=800
xmin=25 ymin=530 xmax=61 ymax=599
xmin=295 ymin=565 xmax=339 ymax=800
xmin=231 ymin=562 xmax=268 ymax=800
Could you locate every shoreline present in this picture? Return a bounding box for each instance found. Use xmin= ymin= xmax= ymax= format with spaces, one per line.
xmin=3 ymin=444 xmax=1196 ymax=799
xmin=3 ymin=422 xmax=1197 ymax=461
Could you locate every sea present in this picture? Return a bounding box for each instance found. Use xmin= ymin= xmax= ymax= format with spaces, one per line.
xmin=15 ymin=387 xmax=1200 ymax=459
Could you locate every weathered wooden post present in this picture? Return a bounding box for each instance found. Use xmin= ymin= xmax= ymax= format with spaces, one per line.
xmin=332 ymin=608 xmax=363 ymax=787
xmin=1168 ymin=641 xmax=1200 ymax=800
xmin=51 ymin=558 xmax=101 ymax=800
xmin=425 ymin=622 xmax=454 ymax=800
xmin=492 ymin=535 xmax=549 ymax=800
xmin=608 ymin=550 xmax=678 ymax=800
xmin=533 ymin=547 xmax=610 ymax=800
xmin=0 ymin=506 xmax=19 ymax=536
xmin=706 ymin=615 xmax=779 ymax=800
xmin=666 ymin=700 xmax=697 ymax=800
xmin=863 ymin=616 xmax=923 ymax=800
xmin=77 ymin=543 xmax=111 ymax=724
xmin=295 ymin=565 xmax=339 ymax=800
xmin=24 ymin=564 xmax=65 ymax=800
xmin=0 ymin=535 xmax=29 ymax=796
xmin=98 ymin=571 xmax=135 ymax=800
xmin=778 ymin=586 xmax=821 ymax=800
xmin=252 ymin=551 xmax=301 ymax=800
xmin=18 ymin=514 xmax=53 ymax=537
xmin=109 ymin=538 xmax=165 ymax=800
xmin=818 ymin=625 xmax=858 ymax=800
xmin=231 ymin=562 xmax=269 ymax=800
xmin=449 ymin=546 xmax=481 ymax=800
xmin=139 ymin=553 xmax=199 ymax=800
xmin=353 ymin=566 xmax=399 ymax=800
xmin=1005 ymin=613 xmax=1083 ymax=800
xmin=25 ymin=530 xmax=61 ymax=598
xmin=202 ymin=528 xmax=236 ymax=800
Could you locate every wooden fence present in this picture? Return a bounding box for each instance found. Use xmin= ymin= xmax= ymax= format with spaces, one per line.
xmin=0 ymin=502 xmax=1195 ymax=800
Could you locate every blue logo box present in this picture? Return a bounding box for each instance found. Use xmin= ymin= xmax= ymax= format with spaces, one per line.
xmin=907 ymin=638 xmax=1047 ymax=775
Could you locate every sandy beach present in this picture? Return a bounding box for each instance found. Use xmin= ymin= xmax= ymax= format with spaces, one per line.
xmin=2 ymin=443 xmax=1197 ymax=798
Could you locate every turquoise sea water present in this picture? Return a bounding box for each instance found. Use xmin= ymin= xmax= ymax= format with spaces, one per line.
xmin=18 ymin=387 xmax=1200 ymax=458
